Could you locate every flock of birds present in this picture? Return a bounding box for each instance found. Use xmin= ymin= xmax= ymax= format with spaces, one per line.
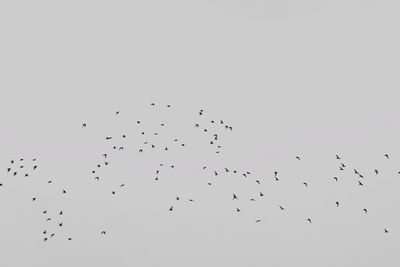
xmin=1 ymin=102 xmax=394 ymax=243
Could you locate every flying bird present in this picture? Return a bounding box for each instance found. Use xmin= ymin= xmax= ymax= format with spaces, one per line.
xmin=307 ymin=218 xmax=312 ymax=223
xmin=232 ymin=194 xmax=238 ymax=200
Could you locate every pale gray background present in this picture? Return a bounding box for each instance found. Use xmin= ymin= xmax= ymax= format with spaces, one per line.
xmin=0 ymin=1 xmax=400 ymax=266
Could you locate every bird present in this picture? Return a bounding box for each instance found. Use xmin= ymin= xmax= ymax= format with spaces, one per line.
xmin=256 ymin=180 xmax=260 ymax=185
xmin=363 ymin=208 xmax=368 ymax=214
xmin=62 ymin=190 xmax=67 ymax=194
xmin=340 ymin=163 xmax=346 ymax=168
xmin=120 ymin=184 xmax=125 ymax=187
xmin=105 ymin=137 xmax=112 ymax=140
xmin=303 ymin=182 xmax=308 ymax=187
xmin=189 ymin=199 xmax=194 ymax=202
xmin=116 ymin=111 xmax=120 ymax=115
xmin=33 ymin=166 xmax=38 ymax=170
xmin=150 ymin=102 xmax=155 ymax=106
xmin=46 ymin=218 xmax=51 ymax=221
xmin=59 ymin=223 xmax=63 ymax=227
xmin=32 ymin=197 xmax=36 ymax=201
xmin=24 ymin=174 xmax=28 ymax=177
xmin=307 ymin=218 xmax=312 ymax=223
xmin=43 ymin=230 xmax=46 ymax=234
xmin=59 ymin=211 xmax=63 ymax=215
xmin=250 ymin=198 xmax=256 ymax=201
xmin=13 ymin=172 xmax=17 ymax=176
xmin=255 ymin=219 xmax=262 ymax=223
xmin=384 ymin=228 xmax=389 ymax=233
xmin=385 ymin=154 xmax=389 ymax=159
xmin=43 ymin=210 xmax=47 ymax=214
xmin=169 ymin=206 xmax=173 ymax=211
xmin=296 ymin=156 xmax=301 ymax=161
xmin=50 ymin=233 xmax=55 ymax=238
xmin=82 ymin=123 xmax=87 ymax=127
xmin=112 ymin=191 xmax=116 ymax=195
xmin=259 ymin=192 xmax=264 ymax=197
xmin=279 ymin=205 xmax=285 ymax=211
xmin=335 ymin=201 xmax=339 ymax=207
xmin=167 ymin=105 xmax=171 ymax=108
xmin=358 ymin=181 xmax=364 ymax=186
xmin=68 ymin=238 xmax=72 ymax=240
xmin=6 ymin=168 xmax=11 ymax=173
xmin=47 ymin=180 xmax=52 ymax=184
xmin=336 ymin=154 xmax=341 ymax=160
xmin=232 ymin=194 xmax=238 ymax=200
xmin=375 ymin=169 xmax=378 ymax=175
xmin=176 ymin=196 xmax=180 ymax=200
xmin=101 ymin=231 xmax=106 ymax=235
xmin=103 ymin=154 xmax=107 ymax=158
xmin=354 ymin=169 xmax=359 ymax=174
xmin=44 ymin=237 xmax=48 ymax=242
xmin=274 ymin=171 xmax=278 ymax=178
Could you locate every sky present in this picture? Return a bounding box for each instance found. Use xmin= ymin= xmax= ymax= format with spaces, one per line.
xmin=0 ymin=1 xmax=399 ymax=266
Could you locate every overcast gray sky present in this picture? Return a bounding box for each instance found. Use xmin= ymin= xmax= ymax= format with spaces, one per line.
xmin=0 ymin=1 xmax=399 ymax=266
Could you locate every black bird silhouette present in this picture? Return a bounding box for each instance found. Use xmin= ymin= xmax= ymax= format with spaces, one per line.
xmin=138 ymin=149 xmax=143 ymax=153
xmin=354 ymin=169 xmax=359 ymax=174
xmin=167 ymin=105 xmax=171 ymax=108
xmin=363 ymin=208 xmax=368 ymax=214
xmin=24 ymin=174 xmax=28 ymax=177
xmin=236 ymin=208 xmax=240 ymax=212
xmin=33 ymin=166 xmax=37 ymax=170
xmin=259 ymin=192 xmax=264 ymax=197
xmin=46 ymin=218 xmax=51 ymax=221
xmin=51 ymin=233 xmax=55 ymax=238
xmin=385 ymin=154 xmax=389 ymax=159
xmin=116 ymin=111 xmax=120 ymax=115
xmin=307 ymin=218 xmax=312 ymax=223
xmin=375 ymin=169 xmax=378 ymax=175
xmin=384 ymin=228 xmax=389 ymax=233
xmin=11 ymin=160 xmax=14 ymax=164
xmin=68 ymin=238 xmax=72 ymax=240
xmin=250 ymin=198 xmax=256 ymax=201
xmin=120 ymin=184 xmax=125 ymax=187
xmin=296 ymin=156 xmax=301 ymax=161
xmin=62 ymin=190 xmax=67 ymax=194
xmin=59 ymin=211 xmax=63 ymax=215
xmin=13 ymin=172 xmax=17 ymax=176
xmin=150 ymin=102 xmax=155 ymax=106
xmin=176 ymin=196 xmax=180 ymax=200
xmin=232 ymin=194 xmax=238 ymax=200
xmin=47 ymin=180 xmax=52 ymax=184
xmin=43 ymin=210 xmax=47 ymax=214
xmin=340 ymin=163 xmax=346 ymax=168
xmin=339 ymin=167 xmax=344 ymax=171
xmin=106 ymin=137 xmax=112 ymax=140
xmin=303 ymin=182 xmax=308 ymax=187
xmin=43 ymin=230 xmax=46 ymax=234
xmin=44 ymin=237 xmax=48 ymax=242
xmin=112 ymin=191 xmax=116 ymax=194
xmin=359 ymin=174 xmax=364 ymax=178
xmin=189 ymin=199 xmax=194 ymax=202
xmin=59 ymin=223 xmax=63 ymax=227
xmin=358 ymin=181 xmax=364 ymax=186
xmin=279 ymin=205 xmax=285 ymax=210
xmin=101 ymin=231 xmax=106 ymax=235
xmin=32 ymin=197 xmax=36 ymax=201
xmin=169 ymin=206 xmax=173 ymax=211
xmin=336 ymin=201 xmax=339 ymax=207
xmin=82 ymin=123 xmax=87 ymax=127
xmin=255 ymin=219 xmax=262 ymax=223
xmin=256 ymin=180 xmax=260 ymax=185
xmin=95 ymin=177 xmax=100 ymax=181
xmin=336 ymin=154 xmax=341 ymax=160
xmin=6 ymin=168 xmax=11 ymax=173
xmin=103 ymin=154 xmax=107 ymax=158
